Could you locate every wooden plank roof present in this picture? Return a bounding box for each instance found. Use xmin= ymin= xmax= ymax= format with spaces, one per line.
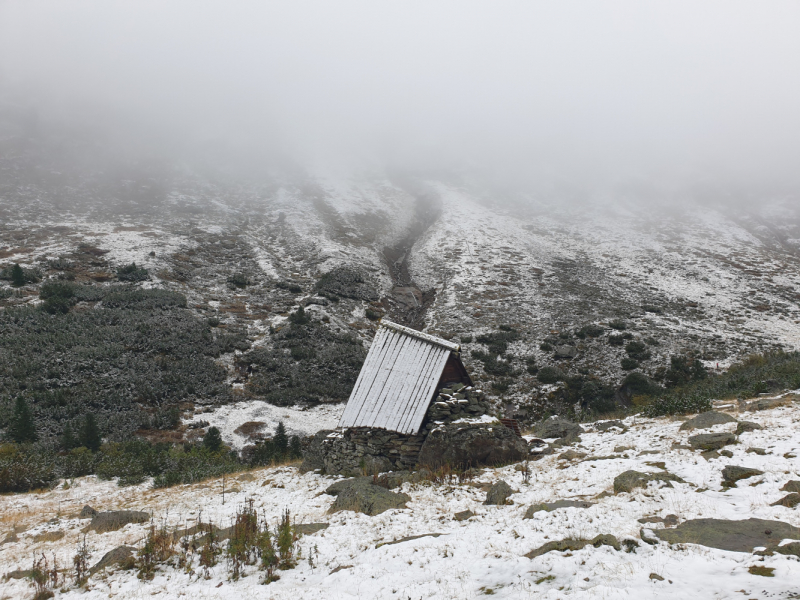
xmin=338 ymin=320 xmax=461 ymax=434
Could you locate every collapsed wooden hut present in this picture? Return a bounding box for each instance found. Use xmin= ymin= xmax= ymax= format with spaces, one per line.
xmin=339 ymin=319 xmax=472 ymax=435
xmin=301 ymin=320 xmax=524 ymax=476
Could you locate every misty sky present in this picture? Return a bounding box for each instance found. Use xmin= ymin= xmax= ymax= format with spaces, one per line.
xmin=2 ymin=1 xmax=800 ymax=194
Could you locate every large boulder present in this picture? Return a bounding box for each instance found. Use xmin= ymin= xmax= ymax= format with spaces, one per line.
xmin=327 ymin=478 xmax=410 ymax=516
xmin=484 ymin=480 xmax=514 ymax=505
xmin=89 ymin=545 xmax=136 ymax=575
xmin=655 ymin=518 xmax=800 ymax=552
xmin=688 ymin=432 xmax=736 ymax=451
xmin=417 ymin=422 xmax=528 ymax=469
xmin=772 ymin=493 xmax=800 ymax=508
xmin=533 ymin=417 xmax=584 ymax=440
xmin=85 ymin=511 xmax=150 ymax=533
xmin=554 ymin=345 xmax=578 ymax=359
xmin=679 ymin=411 xmax=737 ymax=431
xmin=721 ymin=465 xmax=763 ymax=486
xmin=736 ymin=421 xmax=762 ymax=434
xmin=782 ymin=480 xmax=800 ymax=493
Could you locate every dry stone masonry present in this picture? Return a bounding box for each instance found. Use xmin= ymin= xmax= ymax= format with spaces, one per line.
xmin=300 ymin=387 xmax=499 ymax=476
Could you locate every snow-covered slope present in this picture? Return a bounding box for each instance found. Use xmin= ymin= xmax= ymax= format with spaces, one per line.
xmin=2 ymin=397 xmax=798 ymax=599
xmin=2 ymin=164 xmax=800 ymax=417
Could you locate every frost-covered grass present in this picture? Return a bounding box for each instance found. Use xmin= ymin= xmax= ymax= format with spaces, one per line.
xmin=2 ymin=399 xmax=798 ymax=599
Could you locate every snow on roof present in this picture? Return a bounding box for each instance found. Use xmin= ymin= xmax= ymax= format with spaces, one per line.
xmin=338 ymin=320 xmax=460 ymax=434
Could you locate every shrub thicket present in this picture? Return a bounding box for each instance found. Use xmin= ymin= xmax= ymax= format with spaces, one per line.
xmin=537 ymin=366 xmax=564 ymax=384
xmin=0 ymin=286 xmax=247 ymax=443
xmin=243 ymin=318 xmax=365 ymax=406
xmin=642 ymin=351 xmax=800 ymax=417
xmin=314 ymin=266 xmax=377 ymax=301
xmin=117 ymin=262 xmax=150 ymax=282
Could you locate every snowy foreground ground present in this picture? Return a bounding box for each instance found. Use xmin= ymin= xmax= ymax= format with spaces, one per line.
xmin=2 ymin=400 xmax=799 ymax=600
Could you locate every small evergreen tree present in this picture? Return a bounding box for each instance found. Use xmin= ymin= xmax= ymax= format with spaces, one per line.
xmin=273 ymin=422 xmax=288 ymax=459
xmin=78 ymin=413 xmax=102 ymax=452
xmin=7 ymin=397 xmax=36 ymax=443
xmin=10 ymin=263 xmax=25 ymax=287
xmin=288 ymin=306 xmax=309 ymax=325
xmin=60 ymin=422 xmax=78 ymax=451
xmin=288 ymin=435 xmax=302 ymax=459
xmin=203 ymin=426 xmax=223 ymax=452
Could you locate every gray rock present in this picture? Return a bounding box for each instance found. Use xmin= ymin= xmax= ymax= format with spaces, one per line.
xmin=655 ymin=518 xmax=800 ymax=552
xmin=679 ymin=411 xmax=737 ymax=431
xmin=534 ymin=417 xmax=584 ymax=440
xmin=524 ymin=500 xmax=595 ymax=518
xmin=744 ymin=397 xmax=788 ymax=411
xmin=376 ymin=533 xmax=444 ymax=548
xmin=484 ymin=480 xmax=514 ymax=505
xmin=771 ymin=493 xmax=800 ymax=508
xmin=719 ymin=450 xmax=733 ymax=458
xmin=295 ymin=523 xmax=330 ymax=536
xmin=746 ymin=447 xmax=766 ymax=455
xmin=781 ymin=480 xmax=800 ymax=493
xmin=328 ymin=479 xmax=410 ymax=516
xmin=1 ymin=532 xmax=18 ymax=545
xmin=736 ymin=421 xmax=762 ymax=434
xmin=554 ymin=345 xmax=578 ymax=359
xmin=558 ymin=449 xmax=587 ymax=461
xmin=688 ymin=432 xmax=736 ymax=451
xmin=454 ymin=510 xmax=474 ymax=521
xmin=595 ymin=420 xmax=628 ymax=432
xmin=417 ymin=422 xmax=528 ymax=469
xmin=79 ymin=505 xmax=97 ymax=519
xmin=86 ymin=511 xmax=150 ymax=533
xmin=721 ymin=465 xmax=763 ymax=486
xmin=638 ymin=514 xmax=679 ymax=527
xmin=325 ymin=477 xmax=372 ymax=496
xmin=525 ymin=534 xmax=619 ymax=559
xmin=613 ymin=470 xmax=685 ymax=494
xmin=89 ymin=545 xmax=136 ymax=575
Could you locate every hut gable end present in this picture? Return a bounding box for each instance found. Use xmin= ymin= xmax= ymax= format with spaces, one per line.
xmin=338 ymin=320 xmax=471 ymax=435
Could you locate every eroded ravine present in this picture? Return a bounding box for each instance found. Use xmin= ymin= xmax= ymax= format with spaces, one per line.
xmin=382 ymin=182 xmax=442 ymax=330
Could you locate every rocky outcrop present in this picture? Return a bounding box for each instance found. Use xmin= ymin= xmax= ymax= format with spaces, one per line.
xmin=417 ymin=422 xmax=528 ymax=469
xmin=533 ymin=417 xmax=584 ymax=440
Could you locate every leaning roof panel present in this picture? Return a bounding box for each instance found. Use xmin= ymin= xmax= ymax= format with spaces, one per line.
xmin=338 ymin=320 xmax=460 ymax=435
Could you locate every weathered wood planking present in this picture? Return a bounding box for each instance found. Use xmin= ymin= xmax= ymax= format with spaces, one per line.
xmin=338 ymin=320 xmax=460 ymax=435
